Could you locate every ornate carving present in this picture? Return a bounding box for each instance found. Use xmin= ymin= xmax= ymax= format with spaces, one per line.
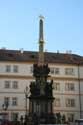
xmin=45 ymin=80 xmax=53 ymax=96
xmin=30 ymin=64 xmax=53 ymax=97
xmin=30 ymin=82 xmax=40 ymax=96
xmin=33 ymin=64 xmax=50 ymax=81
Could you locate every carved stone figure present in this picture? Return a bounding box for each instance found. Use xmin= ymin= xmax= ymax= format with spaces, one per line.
xmin=30 ymin=64 xmax=53 ymax=97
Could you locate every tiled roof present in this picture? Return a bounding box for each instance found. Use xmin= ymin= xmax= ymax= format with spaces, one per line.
xmin=0 ymin=49 xmax=83 ymax=65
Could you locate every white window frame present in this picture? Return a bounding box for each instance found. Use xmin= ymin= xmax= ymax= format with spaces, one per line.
xmin=6 ymin=65 xmax=11 ymax=72
xmin=65 ymin=68 xmax=74 ymax=75
xmin=13 ymin=81 xmax=18 ymax=89
xmin=13 ymin=65 xmax=18 ymax=73
xmin=4 ymin=81 xmax=10 ymax=89
xmin=54 ymin=98 xmax=61 ymax=107
xmin=54 ymin=82 xmax=60 ymax=91
xmin=66 ymin=98 xmax=75 ymax=107
xmin=65 ymin=83 xmax=75 ymax=91
xmin=12 ymin=97 xmax=18 ymax=106
xmin=50 ymin=67 xmax=55 ymax=74
xmin=4 ymin=97 xmax=10 ymax=106
xmin=55 ymin=68 xmax=60 ymax=74
xmin=50 ymin=67 xmax=60 ymax=75
xmin=67 ymin=113 xmax=74 ymax=122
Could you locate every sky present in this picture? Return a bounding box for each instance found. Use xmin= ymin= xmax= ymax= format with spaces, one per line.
xmin=0 ymin=0 xmax=83 ymax=55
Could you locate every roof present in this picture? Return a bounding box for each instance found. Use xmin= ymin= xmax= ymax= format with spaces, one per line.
xmin=0 ymin=49 xmax=83 ymax=65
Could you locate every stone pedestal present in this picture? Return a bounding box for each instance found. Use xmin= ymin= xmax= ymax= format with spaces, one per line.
xmin=29 ymin=64 xmax=55 ymax=124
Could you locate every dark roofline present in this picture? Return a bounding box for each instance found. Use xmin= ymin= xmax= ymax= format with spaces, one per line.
xmin=0 ymin=49 xmax=83 ymax=65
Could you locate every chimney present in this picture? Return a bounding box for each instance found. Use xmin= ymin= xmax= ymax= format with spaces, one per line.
xmin=20 ymin=48 xmax=24 ymax=54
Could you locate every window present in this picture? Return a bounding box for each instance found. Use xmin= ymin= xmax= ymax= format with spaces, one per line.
xmin=55 ymin=68 xmax=59 ymax=74
xmin=50 ymin=67 xmax=55 ymax=74
xmin=67 ymin=113 xmax=74 ymax=122
xmin=50 ymin=67 xmax=60 ymax=75
xmin=13 ymin=65 xmax=18 ymax=73
xmin=54 ymin=98 xmax=61 ymax=107
xmin=65 ymin=68 xmax=74 ymax=75
xmin=4 ymin=81 xmax=10 ymax=88
xmin=13 ymin=81 xmax=18 ymax=89
xmin=65 ymin=83 xmax=75 ymax=91
xmin=12 ymin=97 xmax=18 ymax=106
xmin=11 ymin=113 xmax=18 ymax=121
xmin=54 ymin=82 xmax=60 ymax=91
xmin=66 ymin=98 xmax=75 ymax=107
xmin=4 ymin=97 xmax=10 ymax=106
xmin=6 ymin=65 xmax=11 ymax=72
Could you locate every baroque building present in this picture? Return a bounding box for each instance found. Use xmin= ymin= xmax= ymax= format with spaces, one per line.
xmin=0 ymin=17 xmax=83 ymax=122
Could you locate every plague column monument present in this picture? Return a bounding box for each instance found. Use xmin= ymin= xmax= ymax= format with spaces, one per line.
xmin=29 ymin=16 xmax=55 ymax=124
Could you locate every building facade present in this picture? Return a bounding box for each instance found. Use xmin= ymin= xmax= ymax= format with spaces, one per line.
xmin=0 ymin=49 xmax=83 ymax=122
xmin=0 ymin=17 xmax=83 ymax=122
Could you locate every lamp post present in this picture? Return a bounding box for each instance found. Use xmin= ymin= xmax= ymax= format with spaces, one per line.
xmin=24 ymin=86 xmax=29 ymax=124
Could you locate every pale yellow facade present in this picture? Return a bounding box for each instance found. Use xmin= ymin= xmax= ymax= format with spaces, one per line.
xmin=0 ymin=60 xmax=83 ymax=122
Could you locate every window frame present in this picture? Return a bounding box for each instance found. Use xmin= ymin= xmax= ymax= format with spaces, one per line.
xmin=54 ymin=98 xmax=61 ymax=107
xmin=6 ymin=65 xmax=11 ymax=72
xmin=54 ymin=82 xmax=60 ymax=91
xmin=66 ymin=98 xmax=75 ymax=107
xmin=55 ymin=68 xmax=60 ymax=74
xmin=13 ymin=65 xmax=18 ymax=73
xmin=65 ymin=68 xmax=74 ymax=75
xmin=4 ymin=97 xmax=10 ymax=106
xmin=12 ymin=97 xmax=18 ymax=106
xmin=12 ymin=81 xmax=18 ymax=89
xmin=50 ymin=67 xmax=55 ymax=74
xmin=67 ymin=113 xmax=74 ymax=122
xmin=65 ymin=83 xmax=75 ymax=91
xmin=4 ymin=81 xmax=10 ymax=89
xmin=50 ymin=67 xmax=60 ymax=75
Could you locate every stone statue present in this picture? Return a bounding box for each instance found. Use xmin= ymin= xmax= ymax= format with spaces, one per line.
xmin=30 ymin=64 xmax=53 ymax=97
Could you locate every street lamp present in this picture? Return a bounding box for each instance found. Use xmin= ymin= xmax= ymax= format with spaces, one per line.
xmin=24 ymin=86 xmax=29 ymax=119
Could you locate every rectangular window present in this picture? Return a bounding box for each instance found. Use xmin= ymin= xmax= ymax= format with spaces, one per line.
xmin=66 ymin=98 xmax=75 ymax=107
xmin=13 ymin=81 xmax=18 ymax=89
xmin=67 ymin=113 xmax=74 ymax=122
xmin=54 ymin=82 xmax=60 ymax=91
xmin=50 ymin=67 xmax=60 ymax=75
xmin=13 ymin=65 xmax=18 ymax=73
xmin=4 ymin=81 xmax=10 ymax=88
xmin=55 ymin=68 xmax=59 ymax=74
xmin=54 ymin=98 xmax=61 ymax=107
xmin=65 ymin=83 xmax=75 ymax=91
xmin=65 ymin=68 xmax=74 ymax=75
xmin=6 ymin=65 xmax=11 ymax=72
xmin=4 ymin=97 xmax=10 ymax=106
xmin=12 ymin=97 xmax=18 ymax=106
xmin=50 ymin=67 xmax=55 ymax=74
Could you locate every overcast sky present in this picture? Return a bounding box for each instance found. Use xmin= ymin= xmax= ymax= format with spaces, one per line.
xmin=0 ymin=0 xmax=83 ymax=55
